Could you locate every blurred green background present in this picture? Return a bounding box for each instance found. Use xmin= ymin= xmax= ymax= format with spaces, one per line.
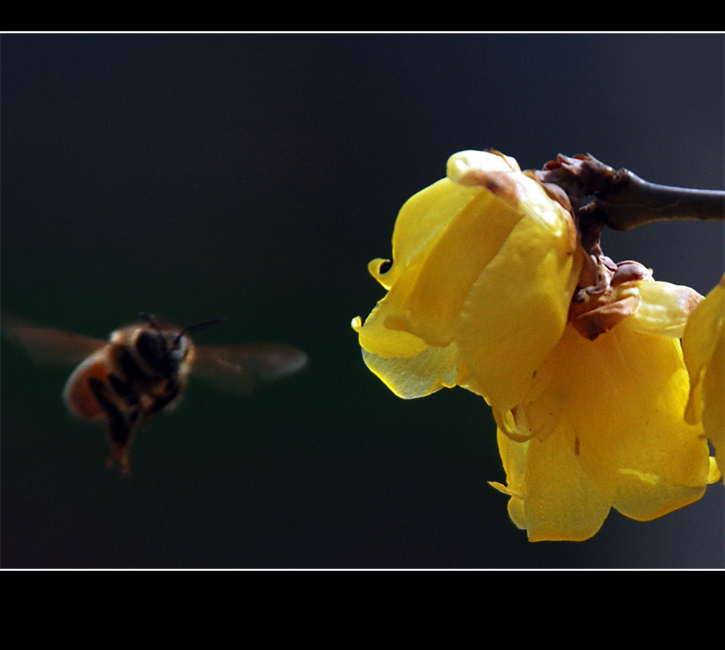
xmin=2 ymin=33 xmax=723 ymax=568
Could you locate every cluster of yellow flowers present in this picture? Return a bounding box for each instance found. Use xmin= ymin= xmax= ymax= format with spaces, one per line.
xmin=353 ymin=150 xmax=722 ymax=542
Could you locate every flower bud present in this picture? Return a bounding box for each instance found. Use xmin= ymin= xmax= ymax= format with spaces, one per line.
xmin=353 ymin=150 xmax=582 ymax=421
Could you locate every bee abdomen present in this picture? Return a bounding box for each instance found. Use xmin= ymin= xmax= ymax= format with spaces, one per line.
xmin=63 ymin=355 xmax=112 ymax=420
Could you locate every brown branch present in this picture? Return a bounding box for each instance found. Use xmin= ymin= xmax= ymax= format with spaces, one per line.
xmin=534 ymin=154 xmax=725 ymax=231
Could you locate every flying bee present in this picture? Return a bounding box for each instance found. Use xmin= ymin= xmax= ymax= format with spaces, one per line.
xmin=2 ymin=313 xmax=308 ymax=474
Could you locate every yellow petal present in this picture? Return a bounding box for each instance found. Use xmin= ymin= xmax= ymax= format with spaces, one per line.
xmin=386 ymin=179 xmax=524 ymax=347
xmin=493 ymin=323 xmax=712 ymax=540
xmin=702 ymin=331 xmax=724 ymax=477
xmin=494 ymin=429 xmax=611 ymax=542
xmin=353 ymin=314 xmax=460 ymax=399
xmin=385 ymin=179 xmax=487 ymax=289
xmin=455 ymin=203 xmax=581 ymax=413
xmin=624 ymin=279 xmax=703 ymax=338
xmin=683 ymin=275 xmax=725 ymax=479
xmin=353 ymin=293 xmax=429 ymax=360
xmin=354 ymin=150 xmax=581 ymax=416
xmin=708 ymin=456 xmax=722 ymax=484
xmin=573 ymin=325 xmax=707 ymax=520
xmin=359 ymin=343 xmax=461 ymax=399
xmin=447 ymin=149 xmax=521 ymax=182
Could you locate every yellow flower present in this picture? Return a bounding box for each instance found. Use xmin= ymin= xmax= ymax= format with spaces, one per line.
xmin=683 ymin=274 xmax=725 ymax=481
xmin=354 ymin=149 xmax=719 ymax=541
xmin=492 ymin=309 xmax=718 ymax=541
xmin=352 ymin=150 xmax=582 ymax=432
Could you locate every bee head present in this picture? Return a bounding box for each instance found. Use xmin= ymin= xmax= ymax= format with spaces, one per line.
xmin=136 ymin=313 xmax=225 ymax=379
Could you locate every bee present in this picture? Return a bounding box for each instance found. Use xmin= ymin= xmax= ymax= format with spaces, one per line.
xmin=2 ymin=313 xmax=308 ymax=473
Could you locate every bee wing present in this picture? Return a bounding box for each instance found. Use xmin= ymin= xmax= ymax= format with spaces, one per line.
xmin=192 ymin=343 xmax=308 ymax=394
xmin=1 ymin=314 xmax=107 ymax=365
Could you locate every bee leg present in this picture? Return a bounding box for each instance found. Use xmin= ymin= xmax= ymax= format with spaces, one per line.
xmin=141 ymin=383 xmax=180 ymax=428
xmin=108 ymin=372 xmax=139 ymax=407
xmin=113 ymin=410 xmax=140 ymax=474
xmin=88 ymin=377 xmax=134 ymax=474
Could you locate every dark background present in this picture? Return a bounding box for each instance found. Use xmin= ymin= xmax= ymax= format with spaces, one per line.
xmin=2 ymin=33 xmax=723 ymax=568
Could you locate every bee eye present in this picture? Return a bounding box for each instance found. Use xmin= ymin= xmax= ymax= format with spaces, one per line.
xmin=136 ymin=330 xmax=185 ymax=379
xmin=136 ymin=330 xmax=164 ymax=365
xmin=173 ymin=334 xmax=189 ymax=356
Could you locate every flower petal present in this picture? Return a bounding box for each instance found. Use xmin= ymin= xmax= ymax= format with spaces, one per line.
xmin=493 ymin=323 xmax=712 ymax=540
xmin=455 ymin=204 xmax=581 ymax=414
xmin=624 ymin=279 xmax=703 ymax=338
xmin=386 ymin=179 xmax=524 ymax=347
xmin=494 ymin=429 xmax=611 ymax=542
xmin=702 ymin=333 xmax=724 ymax=478
xmin=359 ymin=343 xmax=461 ymax=399
xmin=683 ymin=274 xmax=725 ymax=479
xmin=354 ymin=149 xmax=581 ymax=413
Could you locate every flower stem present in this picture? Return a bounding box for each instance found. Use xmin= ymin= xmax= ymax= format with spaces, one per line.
xmin=534 ymin=154 xmax=725 ymax=231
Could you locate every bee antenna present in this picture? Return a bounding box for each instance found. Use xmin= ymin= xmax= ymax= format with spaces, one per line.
xmin=174 ymin=317 xmax=227 ymax=345
xmin=139 ymin=312 xmax=159 ymax=329
xmin=184 ymin=317 xmax=227 ymax=333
